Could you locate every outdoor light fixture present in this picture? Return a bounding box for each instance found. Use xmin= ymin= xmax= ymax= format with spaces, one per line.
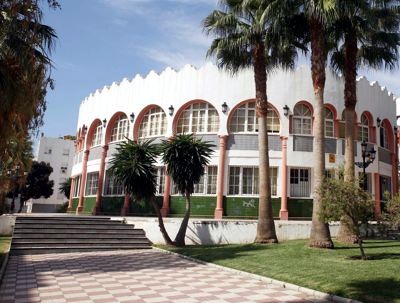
xmin=102 ymin=118 xmax=107 ymax=128
xmin=394 ymin=125 xmax=398 ymax=133
xmin=83 ymin=125 xmax=88 ymax=133
xmin=283 ymin=105 xmax=290 ymax=117
xmin=221 ymin=102 xmax=228 ymax=114
xmin=355 ymin=140 xmax=376 ymax=191
xmin=168 ymin=105 xmax=174 ymax=116
xmin=376 ymin=117 xmax=381 ymax=128
xmin=130 ymin=112 xmax=135 ymax=123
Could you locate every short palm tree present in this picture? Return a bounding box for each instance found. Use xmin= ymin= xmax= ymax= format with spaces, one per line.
xmin=203 ymin=0 xmax=304 ymax=243
xmin=161 ymin=134 xmax=214 ymax=246
xmin=109 ymin=139 xmax=173 ymax=245
xmin=59 ymin=178 xmax=71 ymax=200
xmin=330 ymin=0 xmax=400 ymax=242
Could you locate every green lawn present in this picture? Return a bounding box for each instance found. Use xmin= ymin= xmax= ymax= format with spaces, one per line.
xmin=0 ymin=237 xmax=11 ymax=265
xmin=162 ymin=240 xmax=400 ymax=303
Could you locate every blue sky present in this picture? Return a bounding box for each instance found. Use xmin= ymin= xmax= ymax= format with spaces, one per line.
xmin=40 ymin=0 xmax=400 ymax=140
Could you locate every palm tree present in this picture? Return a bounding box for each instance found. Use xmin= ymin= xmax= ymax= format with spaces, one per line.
xmin=203 ymin=0 xmax=304 ymax=243
xmin=330 ymin=0 xmax=400 ymax=242
xmin=59 ymin=178 xmax=72 ymax=200
xmin=161 ymin=134 xmax=214 ymax=246
xmin=303 ymin=0 xmax=336 ymax=248
xmin=109 ymin=139 xmax=173 ymax=245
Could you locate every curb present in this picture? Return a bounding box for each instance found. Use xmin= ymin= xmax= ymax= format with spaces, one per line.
xmin=152 ymin=246 xmax=364 ymax=303
xmin=0 ymin=240 xmax=11 ymax=286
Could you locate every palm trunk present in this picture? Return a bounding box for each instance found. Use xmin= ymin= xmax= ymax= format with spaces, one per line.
xmin=337 ymin=32 xmax=359 ymax=244
xmin=174 ymin=191 xmax=191 ymax=246
xmin=0 ymin=192 xmax=5 ymax=215
xmin=308 ymin=17 xmax=334 ymax=249
xmin=149 ymin=197 xmax=173 ymax=245
xmin=253 ymin=42 xmax=278 ymax=244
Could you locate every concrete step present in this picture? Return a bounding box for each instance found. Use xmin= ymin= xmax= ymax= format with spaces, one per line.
xmin=12 ymin=239 xmax=151 ymax=245
xmin=10 ymin=246 xmax=152 ymax=255
xmin=12 ymin=232 xmax=145 ymax=239
xmin=14 ymin=223 xmax=132 ymax=229
xmin=15 ymin=216 xmax=113 ymax=221
xmin=13 ymin=229 xmax=143 ymax=235
xmin=15 ymin=219 xmax=123 ymax=225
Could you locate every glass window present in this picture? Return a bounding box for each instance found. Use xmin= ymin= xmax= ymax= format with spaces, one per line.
xmin=228 ymin=166 xmax=278 ymax=196
xmin=380 ymin=126 xmax=389 ymax=149
xmin=172 ymin=166 xmax=217 ymax=195
xmin=290 ymin=168 xmax=311 ymax=197
xmin=73 ymin=176 xmax=81 ymax=197
xmin=177 ymin=102 xmax=219 ymax=134
xmin=358 ymin=114 xmax=369 ymax=142
xmin=91 ymin=124 xmax=103 ymax=147
xmin=292 ymin=104 xmax=312 ymax=135
xmin=139 ymin=107 xmax=167 ymax=139
xmin=104 ymin=170 xmax=124 ymax=196
xmin=325 ymin=108 xmax=334 ymax=137
xmin=229 ymin=101 xmax=280 ymax=133
xmin=85 ymin=172 xmax=99 ymax=196
xmin=156 ymin=167 xmax=165 ymax=195
xmin=110 ymin=115 xmax=129 ymax=142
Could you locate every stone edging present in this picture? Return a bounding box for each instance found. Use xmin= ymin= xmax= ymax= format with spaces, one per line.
xmin=152 ymin=246 xmax=364 ymax=303
xmin=0 ymin=242 xmax=11 ymax=286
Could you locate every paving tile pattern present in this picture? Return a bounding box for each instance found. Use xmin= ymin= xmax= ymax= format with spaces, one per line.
xmin=0 ymin=250 xmax=330 ymax=303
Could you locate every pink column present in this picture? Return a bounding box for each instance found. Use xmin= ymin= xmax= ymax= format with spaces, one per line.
xmin=67 ymin=178 xmax=76 ymax=212
xmin=374 ymin=173 xmax=381 ymax=218
xmin=214 ymin=135 xmax=228 ymax=219
xmin=93 ymin=145 xmax=109 ymax=215
xmin=77 ymin=150 xmax=89 ymax=214
xmin=279 ymin=136 xmax=289 ymax=220
xmin=161 ymin=174 xmax=171 ymax=217
xmin=393 ymin=131 xmax=399 ymax=194
xmin=121 ymin=194 xmax=130 ymax=216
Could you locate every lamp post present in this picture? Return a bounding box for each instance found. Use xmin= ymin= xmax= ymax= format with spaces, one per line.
xmin=355 ymin=140 xmax=376 ymax=191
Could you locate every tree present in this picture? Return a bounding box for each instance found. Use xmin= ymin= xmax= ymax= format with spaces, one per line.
xmin=203 ymin=0 xmax=304 ymax=243
xmin=109 ymin=139 xmax=173 ymax=245
xmin=19 ymin=161 xmax=54 ymax=212
xmin=161 ymin=134 xmax=214 ymax=246
xmin=330 ymin=0 xmax=400 ymax=242
xmin=302 ymin=0 xmax=336 ymax=248
xmin=318 ymin=177 xmax=375 ymax=260
xmin=381 ymin=193 xmax=400 ymax=232
xmin=59 ymin=177 xmax=71 ymax=200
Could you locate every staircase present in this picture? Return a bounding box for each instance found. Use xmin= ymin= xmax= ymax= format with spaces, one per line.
xmin=10 ymin=215 xmax=152 ymax=255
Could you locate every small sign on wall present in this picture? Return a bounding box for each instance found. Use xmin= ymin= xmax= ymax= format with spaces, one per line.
xmin=328 ymin=154 xmax=336 ymax=163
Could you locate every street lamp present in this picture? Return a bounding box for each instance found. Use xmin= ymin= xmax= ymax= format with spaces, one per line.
xmin=355 ymin=140 xmax=376 ymax=191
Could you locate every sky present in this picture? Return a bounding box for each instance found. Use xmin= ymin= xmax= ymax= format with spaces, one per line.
xmin=39 ymin=0 xmax=400 ymax=141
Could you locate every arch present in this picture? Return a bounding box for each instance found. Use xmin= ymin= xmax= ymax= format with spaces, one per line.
xmin=133 ymin=104 xmax=167 ymax=141
xmin=324 ymin=103 xmax=337 ymax=120
xmin=85 ymin=119 xmax=102 ymax=149
xmin=105 ymin=112 xmax=129 ymax=145
xmin=173 ymin=99 xmax=220 ymax=134
xmin=291 ymin=101 xmax=313 ymax=135
xmin=380 ymin=119 xmax=394 ymax=152
xmin=358 ymin=111 xmax=375 ymax=143
xmin=227 ymin=99 xmax=281 ymax=134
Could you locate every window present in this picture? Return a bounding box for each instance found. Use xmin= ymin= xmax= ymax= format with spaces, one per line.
xmin=292 ymin=104 xmax=312 ymax=135
xmin=380 ymin=175 xmax=392 ymax=201
xmin=73 ymin=176 xmax=81 ymax=197
xmin=85 ymin=172 xmax=99 ymax=196
xmin=290 ymin=168 xmax=311 ymax=197
xmin=228 ymin=166 xmax=278 ymax=196
xmin=60 ymin=162 xmax=68 ymax=174
xmin=44 ymin=146 xmax=52 ymax=154
xmin=172 ymin=166 xmax=217 ymax=195
xmin=380 ymin=126 xmax=389 ymax=149
xmin=104 ymin=171 xmax=123 ymax=196
xmin=229 ymin=101 xmax=280 ymax=133
xmin=176 ymin=102 xmax=219 ymax=134
xmin=156 ymin=167 xmax=165 ymax=195
xmin=358 ymin=114 xmax=369 ymax=142
xmin=139 ymin=107 xmax=167 ymax=139
xmin=325 ymin=169 xmax=335 ymax=179
xmin=91 ymin=124 xmax=103 ymax=147
xmin=339 ymin=110 xmax=346 ymax=138
xmin=324 ymin=108 xmax=334 ymax=137
xmin=110 ymin=115 xmax=129 ymax=142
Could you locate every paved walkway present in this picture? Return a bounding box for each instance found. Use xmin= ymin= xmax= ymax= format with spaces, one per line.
xmin=0 ymin=249 xmax=330 ymax=303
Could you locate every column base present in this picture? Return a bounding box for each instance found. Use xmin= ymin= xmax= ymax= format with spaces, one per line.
xmin=214 ymin=208 xmax=223 ymax=219
xmin=279 ymin=210 xmax=289 ymax=220
xmin=160 ymin=207 xmax=169 ymax=217
xmin=121 ymin=207 xmax=129 ymax=216
xmin=67 ymin=207 xmax=72 ymax=212
xmin=92 ymin=205 xmax=101 ymax=216
xmin=76 ymin=206 xmax=83 ymax=214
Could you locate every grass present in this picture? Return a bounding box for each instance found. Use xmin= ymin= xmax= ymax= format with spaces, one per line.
xmin=161 ymin=239 xmax=400 ymax=303
xmin=0 ymin=237 xmax=11 ymax=265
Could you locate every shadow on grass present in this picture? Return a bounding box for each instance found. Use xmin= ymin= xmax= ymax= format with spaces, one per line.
xmin=347 ymin=278 xmax=400 ymax=303
xmin=347 ymin=253 xmax=400 ymax=260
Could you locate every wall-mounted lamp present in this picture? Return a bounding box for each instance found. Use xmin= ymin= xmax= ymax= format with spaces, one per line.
xmin=130 ymin=112 xmax=135 ymax=123
xmin=221 ymin=102 xmax=228 ymax=114
xmin=102 ymin=118 xmax=107 ymax=128
xmin=394 ymin=125 xmax=398 ymax=133
xmin=283 ymin=105 xmax=290 ymax=117
xmin=83 ymin=125 xmax=88 ymax=133
xmin=168 ymin=105 xmax=174 ymax=116
xmin=376 ymin=117 xmax=381 ymax=128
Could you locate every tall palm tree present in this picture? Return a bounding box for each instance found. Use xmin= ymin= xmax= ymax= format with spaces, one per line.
xmin=330 ymin=0 xmax=400 ymax=242
xmin=161 ymin=134 xmax=214 ymax=246
xmin=203 ymin=0 xmax=304 ymax=243
xmin=303 ymin=0 xmax=336 ymax=248
xmin=109 ymin=139 xmax=173 ymax=245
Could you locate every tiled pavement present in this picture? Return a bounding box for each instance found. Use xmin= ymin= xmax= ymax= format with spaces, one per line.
xmin=0 ymin=249 xmax=331 ymax=303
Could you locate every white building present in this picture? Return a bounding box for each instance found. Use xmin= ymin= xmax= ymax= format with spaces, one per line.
xmin=30 ymin=136 xmax=75 ymax=212
xmin=69 ymin=64 xmax=398 ymax=219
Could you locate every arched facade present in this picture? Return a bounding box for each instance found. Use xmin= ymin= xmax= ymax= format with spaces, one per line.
xmin=69 ymin=64 xmax=398 ymax=219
